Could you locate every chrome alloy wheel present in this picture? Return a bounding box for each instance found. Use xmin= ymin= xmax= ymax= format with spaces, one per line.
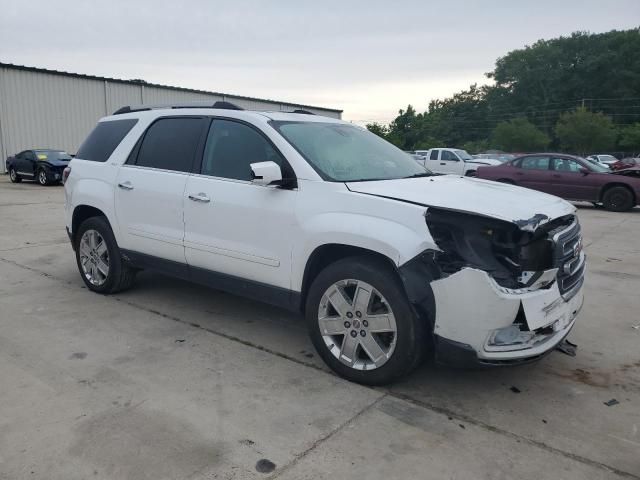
xmin=9 ymin=169 xmax=17 ymax=182
xmin=79 ymin=229 xmax=110 ymax=286
xmin=318 ymin=279 xmax=397 ymax=370
xmin=38 ymin=170 xmax=48 ymax=185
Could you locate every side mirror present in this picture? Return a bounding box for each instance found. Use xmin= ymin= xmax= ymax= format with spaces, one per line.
xmin=579 ymin=167 xmax=590 ymax=175
xmin=250 ymin=161 xmax=283 ymax=186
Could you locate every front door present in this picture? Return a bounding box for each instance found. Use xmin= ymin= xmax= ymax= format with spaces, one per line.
xmin=549 ymin=157 xmax=600 ymax=201
xmin=114 ymin=116 xmax=208 ymax=264
xmin=439 ymin=150 xmax=464 ymax=174
xmin=183 ymin=118 xmax=297 ymax=290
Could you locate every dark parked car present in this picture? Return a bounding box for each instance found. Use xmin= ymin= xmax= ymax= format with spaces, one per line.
xmin=6 ymin=149 xmax=72 ymax=185
xmin=611 ymin=157 xmax=640 ymax=171
xmin=476 ymin=153 xmax=640 ymax=211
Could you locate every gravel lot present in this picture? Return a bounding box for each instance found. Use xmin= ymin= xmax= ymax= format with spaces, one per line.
xmin=0 ymin=175 xmax=638 ymax=480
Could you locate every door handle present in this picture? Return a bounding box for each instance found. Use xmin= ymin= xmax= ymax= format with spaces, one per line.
xmin=188 ymin=193 xmax=211 ymax=203
xmin=118 ymin=181 xmax=134 ymax=190
xmin=440 ymin=162 xmax=446 ymax=165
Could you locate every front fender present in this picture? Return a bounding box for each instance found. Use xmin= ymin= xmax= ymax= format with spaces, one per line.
xmin=292 ymin=211 xmax=433 ymax=291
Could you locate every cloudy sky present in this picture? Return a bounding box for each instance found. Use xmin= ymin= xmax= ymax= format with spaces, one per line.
xmin=1 ymin=0 xmax=638 ymax=124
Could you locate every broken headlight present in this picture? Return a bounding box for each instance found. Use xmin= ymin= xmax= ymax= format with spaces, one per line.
xmin=425 ymin=208 xmax=554 ymax=289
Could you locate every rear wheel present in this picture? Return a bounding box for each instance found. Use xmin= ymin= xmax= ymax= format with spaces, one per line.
xmin=602 ymin=186 xmax=634 ymax=212
xmin=305 ymin=256 xmax=425 ymax=385
xmin=75 ymin=216 xmax=137 ymax=294
xmin=9 ymin=167 xmax=21 ymax=183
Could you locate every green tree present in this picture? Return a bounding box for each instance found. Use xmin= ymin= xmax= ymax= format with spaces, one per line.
xmin=366 ymin=122 xmax=389 ymax=139
xmin=491 ymin=118 xmax=550 ymax=152
xmin=619 ymin=123 xmax=640 ymax=153
xmin=555 ymin=107 xmax=617 ymax=154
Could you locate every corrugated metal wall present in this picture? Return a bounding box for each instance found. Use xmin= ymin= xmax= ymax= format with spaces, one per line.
xmin=0 ymin=66 xmax=341 ymax=172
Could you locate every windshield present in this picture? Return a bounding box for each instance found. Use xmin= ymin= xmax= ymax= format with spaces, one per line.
xmin=271 ymin=121 xmax=426 ymax=181
xmin=581 ymin=157 xmax=610 ymax=173
xmin=34 ymin=150 xmax=71 ymax=161
xmin=454 ymin=149 xmax=473 ymax=161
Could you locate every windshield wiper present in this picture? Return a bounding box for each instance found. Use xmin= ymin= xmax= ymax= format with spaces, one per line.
xmin=402 ymin=172 xmax=435 ymax=178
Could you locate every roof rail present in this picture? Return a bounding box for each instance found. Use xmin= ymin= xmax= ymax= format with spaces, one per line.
xmin=112 ymin=101 xmax=244 ymax=115
xmin=292 ymin=109 xmax=315 ymax=115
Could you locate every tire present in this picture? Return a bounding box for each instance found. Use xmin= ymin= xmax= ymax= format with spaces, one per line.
xmin=8 ymin=167 xmax=21 ymax=183
xmin=37 ymin=168 xmax=49 ymax=186
xmin=602 ymin=186 xmax=634 ymax=212
xmin=75 ymin=216 xmax=137 ymax=294
xmin=465 ymin=170 xmax=477 ymax=177
xmin=305 ymin=256 xmax=426 ymax=385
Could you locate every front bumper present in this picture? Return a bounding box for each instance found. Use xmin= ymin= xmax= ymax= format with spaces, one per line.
xmin=431 ymin=267 xmax=584 ymax=367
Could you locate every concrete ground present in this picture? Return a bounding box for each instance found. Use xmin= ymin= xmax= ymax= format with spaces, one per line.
xmin=0 ymin=175 xmax=638 ymax=480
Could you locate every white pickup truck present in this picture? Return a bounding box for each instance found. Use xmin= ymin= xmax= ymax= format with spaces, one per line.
xmin=414 ymin=148 xmax=501 ymax=176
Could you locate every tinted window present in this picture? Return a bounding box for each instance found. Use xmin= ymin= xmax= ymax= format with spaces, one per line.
xmin=430 ymin=150 xmax=439 ymax=160
xmin=202 ymin=119 xmax=284 ymax=181
xmin=520 ymin=156 xmax=550 ymax=170
xmin=551 ymin=157 xmax=582 ymax=172
xmin=24 ymin=151 xmax=36 ymax=161
xmin=441 ymin=150 xmax=458 ymax=161
xmin=135 ymin=118 xmax=205 ymax=172
xmin=76 ymin=119 xmax=138 ymax=162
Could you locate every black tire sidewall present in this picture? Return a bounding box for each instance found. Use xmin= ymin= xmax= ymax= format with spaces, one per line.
xmin=603 ymin=187 xmax=634 ymax=212
xmin=305 ymin=256 xmax=425 ymax=385
xmin=75 ymin=217 xmax=124 ymax=294
xmin=9 ymin=168 xmax=20 ymax=183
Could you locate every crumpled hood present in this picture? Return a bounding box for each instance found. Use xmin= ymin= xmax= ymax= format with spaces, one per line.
xmin=346 ymin=175 xmax=575 ymax=230
xmin=467 ymin=158 xmax=502 ymax=166
xmin=46 ymin=159 xmax=70 ymax=167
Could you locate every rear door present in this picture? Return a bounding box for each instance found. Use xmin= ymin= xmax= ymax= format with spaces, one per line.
xmin=425 ymin=149 xmax=442 ymax=173
xmin=513 ymin=156 xmax=555 ymax=193
xmin=183 ymin=118 xmax=298 ymax=290
xmin=114 ymin=116 xmax=208 ymax=264
xmin=549 ymin=157 xmax=600 ymax=201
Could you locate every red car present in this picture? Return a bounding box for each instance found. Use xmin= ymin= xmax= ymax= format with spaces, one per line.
xmin=611 ymin=157 xmax=640 ymax=171
xmin=476 ymin=153 xmax=640 ymax=211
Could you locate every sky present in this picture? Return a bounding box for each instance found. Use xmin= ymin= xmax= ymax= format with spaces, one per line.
xmin=1 ymin=0 xmax=638 ymax=125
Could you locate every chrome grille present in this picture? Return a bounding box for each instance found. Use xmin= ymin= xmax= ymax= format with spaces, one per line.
xmin=551 ymin=220 xmax=585 ymax=298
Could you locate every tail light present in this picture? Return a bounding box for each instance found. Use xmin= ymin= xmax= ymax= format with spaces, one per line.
xmin=62 ymin=166 xmax=71 ymax=184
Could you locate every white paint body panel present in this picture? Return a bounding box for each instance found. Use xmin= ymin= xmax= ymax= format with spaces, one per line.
xmin=346 ymin=175 xmax=576 ymax=227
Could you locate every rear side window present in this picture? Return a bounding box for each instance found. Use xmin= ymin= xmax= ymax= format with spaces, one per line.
xmin=134 ymin=118 xmax=205 ymax=172
xmin=520 ymin=156 xmax=550 ymax=170
xmin=76 ymin=119 xmax=138 ymax=162
xmin=429 ymin=150 xmax=439 ymax=160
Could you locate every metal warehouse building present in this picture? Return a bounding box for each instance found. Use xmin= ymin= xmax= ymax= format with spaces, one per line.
xmin=0 ymin=62 xmax=342 ymax=173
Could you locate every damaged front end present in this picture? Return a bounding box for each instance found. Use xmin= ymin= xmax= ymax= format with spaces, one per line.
xmin=405 ymin=208 xmax=585 ymax=367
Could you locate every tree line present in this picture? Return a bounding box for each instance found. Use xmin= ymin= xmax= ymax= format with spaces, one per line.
xmin=366 ymin=29 xmax=640 ymax=156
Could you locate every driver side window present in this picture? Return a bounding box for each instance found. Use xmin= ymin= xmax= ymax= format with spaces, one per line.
xmin=201 ymin=119 xmax=285 ymax=181
xmin=441 ymin=150 xmax=458 ymax=161
xmin=551 ymin=157 xmax=581 ymax=173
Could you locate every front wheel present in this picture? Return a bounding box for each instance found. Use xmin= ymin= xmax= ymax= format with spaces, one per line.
xmin=602 ymin=186 xmax=634 ymax=212
xmin=305 ymin=256 xmax=425 ymax=385
xmin=75 ymin=216 xmax=137 ymax=294
xmin=37 ymin=168 xmax=49 ymax=186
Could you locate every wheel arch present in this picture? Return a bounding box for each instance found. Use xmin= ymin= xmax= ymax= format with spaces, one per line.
xmin=599 ymin=182 xmax=637 ymax=204
xmin=299 ymin=244 xmax=401 ymax=312
xmin=72 ymin=205 xmax=110 ymax=245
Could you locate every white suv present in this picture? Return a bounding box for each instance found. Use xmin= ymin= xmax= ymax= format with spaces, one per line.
xmin=64 ymin=103 xmax=585 ymax=385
